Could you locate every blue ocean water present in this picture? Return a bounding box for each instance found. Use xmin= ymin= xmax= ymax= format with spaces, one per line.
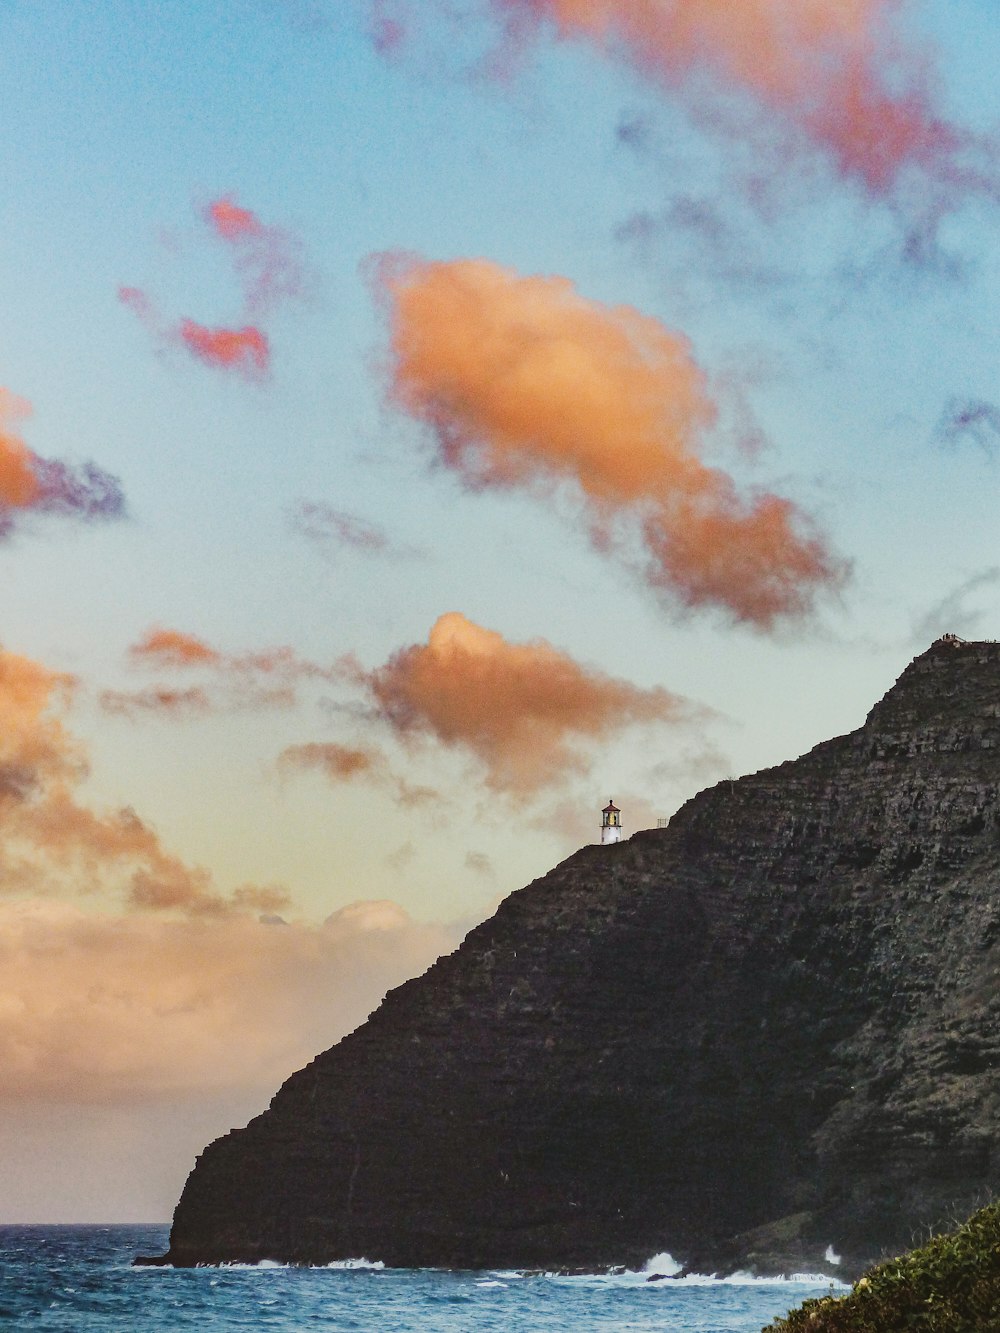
xmin=0 ymin=1226 xmax=843 ymax=1331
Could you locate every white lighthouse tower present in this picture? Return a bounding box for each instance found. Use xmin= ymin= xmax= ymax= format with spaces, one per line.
xmin=600 ymin=799 xmax=622 ymax=845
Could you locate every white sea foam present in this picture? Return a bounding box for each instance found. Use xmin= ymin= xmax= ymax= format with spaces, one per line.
xmin=825 ymin=1245 xmax=842 ymax=1265
xmin=517 ymin=1256 xmax=849 ymax=1290
xmin=655 ymin=1269 xmax=847 ymax=1289
xmin=643 ymin=1251 xmax=683 ymax=1277
xmin=612 ymin=1271 xmax=840 ymax=1288
xmin=205 ymin=1260 xmax=288 ymax=1270
xmin=138 ymin=1252 xmax=843 ymax=1286
xmin=202 ymin=1256 xmax=385 ymax=1271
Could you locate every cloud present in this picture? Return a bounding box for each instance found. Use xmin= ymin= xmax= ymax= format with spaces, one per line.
xmin=177 ymin=320 xmax=270 ymax=379
xmin=202 ymin=194 xmax=304 ymax=316
xmin=375 ymin=1 xmax=997 ymax=211
xmin=0 ymin=390 xmax=38 ymax=508
xmin=0 ymin=643 xmax=287 ymax=917
xmin=615 ymin=193 xmax=792 ymax=299
xmin=911 ymin=568 xmax=1000 ymax=645
xmin=0 ymin=890 xmax=466 ymax=1222
xmin=288 ymin=499 xmax=395 ymax=555
xmin=103 ymin=626 xmax=341 ymax=718
xmin=934 ymin=398 xmax=1000 ymax=458
xmin=350 ymin=610 xmax=692 ymax=796
xmin=385 ymin=840 xmax=416 ymax=871
xmin=278 ymin=740 xmax=440 ymax=808
xmin=0 ymin=389 xmax=125 ymax=539
xmin=279 ymin=613 xmax=696 ymax=805
xmin=370 ymin=0 xmax=408 ymax=57
xmin=374 ymin=254 xmax=845 ymax=626
xmin=204 ymin=195 xmax=265 ymax=240
xmin=279 ymin=741 xmax=382 ymax=780
xmin=120 ymin=287 xmax=271 ymax=383
xmin=99 ymin=686 xmax=213 ymax=719
xmin=464 ymin=850 xmax=495 ymax=879
xmin=129 ymin=627 xmax=222 ymax=668
xmin=120 ymin=195 xmax=305 ymax=380
xmin=0 ymin=897 xmax=460 ymax=1103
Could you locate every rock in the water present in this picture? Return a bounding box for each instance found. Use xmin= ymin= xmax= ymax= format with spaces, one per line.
xmin=151 ymin=638 xmax=1000 ymax=1275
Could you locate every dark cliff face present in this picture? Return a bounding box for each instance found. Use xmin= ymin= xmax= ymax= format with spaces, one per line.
xmin=157 ymin=638 xmax=1000 ymax=1275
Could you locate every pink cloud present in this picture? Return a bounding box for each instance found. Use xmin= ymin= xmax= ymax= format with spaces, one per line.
xmin=120 ymin=196 xmax=306 ymax=380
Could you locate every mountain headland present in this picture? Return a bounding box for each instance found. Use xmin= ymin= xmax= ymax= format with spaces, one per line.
xmin=146 ymin=636 xmax=1000 ymax=1277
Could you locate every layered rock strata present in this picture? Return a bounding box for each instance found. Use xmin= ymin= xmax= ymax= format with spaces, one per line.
xmin=150 ymin=638 xmax=1000 ymax=1276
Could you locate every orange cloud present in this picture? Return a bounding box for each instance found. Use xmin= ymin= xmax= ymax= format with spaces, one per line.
xmin=0 ymin=897 xmax=460 ymax=1103
xmin=380 ymin=1 xmax=991 ymax=203
xmin=354 ymin=611 xmax=689 ymax=795
xmin=0 ymin=389 xmax=125 ymax=538
xmin=129 ymin=628 xmax=222 ymax=668
xmin=105 ymin=627 xmax=340 ymax=718
xmin=278 ymin=741 xmax=440 ymax=808
xmin=0 ymin=643 xmax=288 ymax=917
xmin=279 ymin=742 xmax=382 ymax=780
xmin=0 ymin=390 xmax=40 ymax=507
xmin=0 ymin=895 xmax=465 ymax=1223
xmin=375 ymin=255 xmax=844 ymax=626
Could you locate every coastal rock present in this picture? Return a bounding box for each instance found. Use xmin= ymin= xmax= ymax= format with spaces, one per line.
xmin=151 ymin=638 xmax=1000 ymax=1275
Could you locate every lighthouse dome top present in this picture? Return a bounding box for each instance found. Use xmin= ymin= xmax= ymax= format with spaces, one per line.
xmin=602 ymin=799 xmax=620 ymax=814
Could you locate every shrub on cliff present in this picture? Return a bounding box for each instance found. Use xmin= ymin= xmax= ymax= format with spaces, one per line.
xmin=764 ymin=1202 xmax=1000 ymax=1332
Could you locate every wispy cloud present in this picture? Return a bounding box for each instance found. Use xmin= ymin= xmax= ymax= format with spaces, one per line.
xmin=464 ymin=850 xmax=496 ymax=879
xmin=202 ymin=195 xmax=304 ymax=317
xmin=934 ymin=398 xmax=1000 ymax=458
xmin=373 ymin=1 xmax=1000 ymax=218
xmin=0 ymin=643 xmax=286 ymax=916
xmin=278 ymin=741 xmax=440 ymax=808
xmin=120 ymin=195 xmax=306 ymax=381
xmin=911 ymin=568 xmax=1000 ymax=645
xmin=102 ymin=626 xmax=341 ymax=718
xmin=0 ymin=389 xmax=125 ymax=540
xmin=288 ymin=500 xmax=403 ymax=557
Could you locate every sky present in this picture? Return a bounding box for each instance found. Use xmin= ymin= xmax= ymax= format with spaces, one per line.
xmin=2 ymin=0 xmax=1000 ymax=1222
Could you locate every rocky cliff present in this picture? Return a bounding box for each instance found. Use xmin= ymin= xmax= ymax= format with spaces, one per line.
xmin=150 ymin=637 xmax=1000 ymax=1275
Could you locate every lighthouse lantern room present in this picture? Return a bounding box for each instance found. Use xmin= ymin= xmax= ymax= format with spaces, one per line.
xmin=601 ymin=799 xmax=622 ymax=845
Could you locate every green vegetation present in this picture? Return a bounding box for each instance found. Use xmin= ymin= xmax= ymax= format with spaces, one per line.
xmin=763 ymin=1204 xmax=1000 ymax=1332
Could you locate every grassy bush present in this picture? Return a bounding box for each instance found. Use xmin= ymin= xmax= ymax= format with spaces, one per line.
xmin=763 ymin=1203 xmax=1000 ymax=1332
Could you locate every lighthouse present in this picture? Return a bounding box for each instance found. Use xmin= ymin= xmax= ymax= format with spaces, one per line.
xmin=600 ymin=799 xmax=622 ymax=845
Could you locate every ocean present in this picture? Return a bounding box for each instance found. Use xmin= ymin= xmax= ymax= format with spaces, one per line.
xmin=0 ymin=1225 xmax=844 ymax=1331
